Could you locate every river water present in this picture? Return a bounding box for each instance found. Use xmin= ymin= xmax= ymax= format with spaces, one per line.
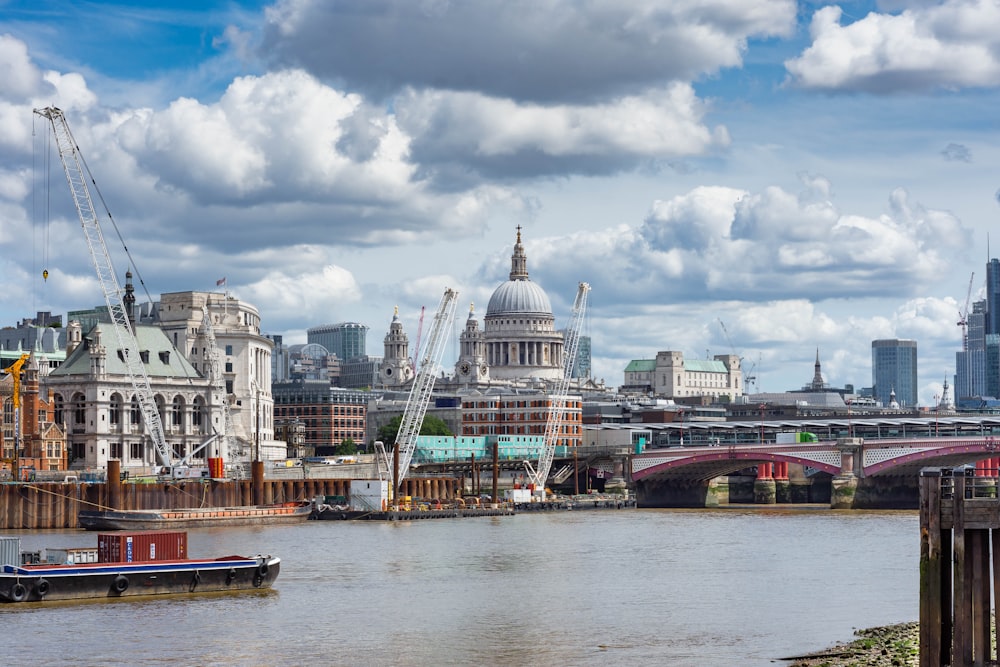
xmin=2 ymin=507 xmax=918 ymax=666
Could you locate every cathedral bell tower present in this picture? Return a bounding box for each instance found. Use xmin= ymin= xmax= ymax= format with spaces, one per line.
xmin=455 ymin=303 xmax=489 ymax=385
xmin=378 ymin=307 xmax=414 ymax=388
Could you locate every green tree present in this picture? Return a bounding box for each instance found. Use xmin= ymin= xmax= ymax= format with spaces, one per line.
xmin=333 ymin=438 xmax=357 ymax=456
xmin=377 ymin=415 xmax=452 ymax=444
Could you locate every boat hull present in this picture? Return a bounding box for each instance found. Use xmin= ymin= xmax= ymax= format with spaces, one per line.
xmin=78 ymin=502 xmax=311 ymax=531
xmin=0 ymin=556 xmax=280 ymax=603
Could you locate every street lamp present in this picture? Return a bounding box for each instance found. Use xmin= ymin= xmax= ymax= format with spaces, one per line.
xmin=759 ymin=403 xmax=766 ymax=444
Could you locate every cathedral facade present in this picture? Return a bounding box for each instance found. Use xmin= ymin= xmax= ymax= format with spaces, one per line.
xmin=377 ymin=228 xmax=568 ymax=389
xmin=457 ymin=227 xmax=564 ymax=384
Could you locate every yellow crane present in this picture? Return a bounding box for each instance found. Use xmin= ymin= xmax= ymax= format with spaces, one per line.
xmin=2 ymin=353 xmax=31 ymax=478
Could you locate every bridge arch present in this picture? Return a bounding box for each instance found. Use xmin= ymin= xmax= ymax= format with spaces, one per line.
xmin=632 ymin=449 xmax=840 ymax=482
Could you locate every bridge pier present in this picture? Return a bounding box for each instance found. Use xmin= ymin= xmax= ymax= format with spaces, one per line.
xmin=754 ymin=463 xmax=776 ymax=504
xmin=830 ymin=438 xmax=862 ymax=509
xmin=634 ymin=476 xmax=729 ymax=508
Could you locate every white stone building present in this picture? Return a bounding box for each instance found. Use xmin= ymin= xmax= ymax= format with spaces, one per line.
xmin=45 ymin=322 xmax=223 ymax=472
xmin=156 ymin=291 xmax=283 ymax=460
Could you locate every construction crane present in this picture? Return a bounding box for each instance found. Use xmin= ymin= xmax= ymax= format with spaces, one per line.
xmin=717 ymin=318 xmax=751 ymax=393
xmin=393 ymin=288 xmax=460 ymax=490
xmin=2 ymin=353 xmax=31 ymax=478
xmin=958 ymin=272 xmax=975 ymax=351
xmin=525 ymin=282 xmax=590 ymax=492
xmin=33 ymin=107 xmax=177 ymax=472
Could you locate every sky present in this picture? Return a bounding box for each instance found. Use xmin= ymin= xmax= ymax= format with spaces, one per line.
xmin=0 ymin=0 xmax=997 ymax=405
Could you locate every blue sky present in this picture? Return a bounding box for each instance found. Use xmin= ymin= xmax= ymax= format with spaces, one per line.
xmin=1 ymin=0 xmax=998 ymax=404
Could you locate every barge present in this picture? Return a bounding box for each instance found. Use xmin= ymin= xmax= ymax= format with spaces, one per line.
xmin=78 ymin=501 xmax=312 ymax=531
xmin=0 ymin=531 xmax=279 ymax=603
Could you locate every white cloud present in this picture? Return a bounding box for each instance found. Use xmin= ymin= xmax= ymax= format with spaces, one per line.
xmin=786 ymin=1 xmax=1000 ymax=92
xmin=524 ymin=178 xmax=972 ymax=309
xmin=398 ymin=84 xmax=730 ymax=181
xmin=238 ymin=264 xmax=361 ymax=325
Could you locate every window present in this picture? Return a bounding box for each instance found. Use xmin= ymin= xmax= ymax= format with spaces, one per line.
xmin=171 ymin=396 xmax=183 ymax=426
xmin=130 ymin=442 xmax=143 ymax=460
xmin=110 ymin=442 xmax=122 ymax=459
xmin=225 ymin=362 xmax=233 ymax=373
xmin=193 ymin=397 xmax=204 ymax=428
xmin=73 ymin=393 xmax=86 ymax=425
xmin=225 ymin=344 xmax=233 ymax=355
xmin=130 ymin=396 xmax=141 ymax=426
xmin=109 ymin=394 xmax=122 ymax=426
xmin=52 ymin=394 xmax=64 ymax=424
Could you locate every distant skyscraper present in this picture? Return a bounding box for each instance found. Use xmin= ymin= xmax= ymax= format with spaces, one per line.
xmin=987 ymin=258 xmax=1000 ymax=335
xmin=872 ymin=339 xmax=918 ymax=407
xmin=307 ymin=322 xmax=368 ymax=362
xmin=956 ymin=299 xmax=988 ymax=402
xmin=571 ymin=335 xmax=591 ymax=379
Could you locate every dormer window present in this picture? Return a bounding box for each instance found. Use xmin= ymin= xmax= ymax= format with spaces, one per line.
xmin=159 ymin=351 xmax=170 ymax=364
xmin=140 ymin=350 xmax=150 ymax=364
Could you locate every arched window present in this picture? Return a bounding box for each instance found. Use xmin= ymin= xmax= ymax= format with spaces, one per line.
xmin=72 ymin=393 xmax=86 ymax=426
xmin=193 ymin=396 xmax=204 ymax=430
xmin=53 ymin=394 xmax=64 ymax=425
xmin=155 ymin=396 xmax=166 ymax=428
xmin=171 ymin=396 xmax=184 ymax=427
xmin=130 ymin=395 xmax=141 ymax=427
xmin=109 ymin=393 xmax=122 ymax=426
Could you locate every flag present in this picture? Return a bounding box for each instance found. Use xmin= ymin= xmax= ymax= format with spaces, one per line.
xmin=216 ymin=277 xmax=226 ymax=287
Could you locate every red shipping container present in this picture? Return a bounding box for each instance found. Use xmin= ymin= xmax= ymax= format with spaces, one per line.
xmin=97 ymin=531 xmax=188 ymax=563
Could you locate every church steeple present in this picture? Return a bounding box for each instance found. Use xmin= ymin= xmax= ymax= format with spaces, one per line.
xmin=509 ymin=225 xmax=529 ymax=281
xmin=811 ymin=348 xmax=825 ymax=390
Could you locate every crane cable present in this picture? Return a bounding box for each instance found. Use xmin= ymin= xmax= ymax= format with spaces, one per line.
xmin=71 ymin=134 xmax=156 ymax=307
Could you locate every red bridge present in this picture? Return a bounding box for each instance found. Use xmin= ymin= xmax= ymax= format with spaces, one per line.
xmin=630 ymin=436 xmax=1000 ymax=509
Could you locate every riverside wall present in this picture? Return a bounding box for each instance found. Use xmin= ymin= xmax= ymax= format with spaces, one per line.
xmin=0 ymin=476 xmax=460 ymax=530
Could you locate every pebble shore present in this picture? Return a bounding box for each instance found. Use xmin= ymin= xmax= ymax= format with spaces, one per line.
xmin=782 ymin=623 xmax=919 ymax=667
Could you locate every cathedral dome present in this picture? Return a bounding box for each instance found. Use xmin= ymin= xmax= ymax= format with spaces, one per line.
xmin=485 ymin=226 xmax=553 ymax=318
xmin=487 ymin=279 xmax=552 ymax=316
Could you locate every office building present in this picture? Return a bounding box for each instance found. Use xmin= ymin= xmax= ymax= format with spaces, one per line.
xmin=871 ymin=339 xmax=918 ymax=408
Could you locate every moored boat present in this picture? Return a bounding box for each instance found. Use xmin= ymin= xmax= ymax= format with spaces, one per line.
xmin=78 ymin=501 xmax=312 ymax=531
xmin=0 ymin=531 xmax=279 ymax=603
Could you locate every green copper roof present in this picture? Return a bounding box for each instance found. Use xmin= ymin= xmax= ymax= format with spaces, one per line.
xmin=51 ymin=324 xmax=200 ymax=378
xmin=684 ymin=359 xmax=728 ymax=373
xmin=624 ymin=359 xmax=656 ymax=372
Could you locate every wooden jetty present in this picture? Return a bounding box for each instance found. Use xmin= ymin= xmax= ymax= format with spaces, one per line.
xmin=919 ymin=467 xmax=999 ymax=667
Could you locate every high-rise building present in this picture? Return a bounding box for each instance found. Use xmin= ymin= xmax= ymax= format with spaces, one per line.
xmin=871 ymin=339 xmax=918 ymax=408
xmin=307 ymin=323 xmax=368 ymax=362
xmin=571 ymin=335 xmax=591 ymax=379
xmin=956 ymin=299 xmax=987 ymax=402
xmin=987 ymin=259 xmax=1000 ymax=335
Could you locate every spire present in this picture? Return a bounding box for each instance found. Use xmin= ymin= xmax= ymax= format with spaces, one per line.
xmin=811 ymin=348 xmax=824 ymax=390
xmin=509 ymin=225 xmax=529 ymax=281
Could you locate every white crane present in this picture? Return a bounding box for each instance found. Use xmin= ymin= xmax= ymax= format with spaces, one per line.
xmin=525 ymin=281 xmax=590 ymax=491
xmin=34 ymin=106 xmax=177 ymax=471
xmin=958 ymin=271 xmax=975 ymax=351
xmin=393 ymin=288 xmax=460 ymax=489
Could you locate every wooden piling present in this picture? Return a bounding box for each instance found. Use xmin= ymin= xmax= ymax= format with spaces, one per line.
xmin=920 ymin=467 xmax=999 ymax=667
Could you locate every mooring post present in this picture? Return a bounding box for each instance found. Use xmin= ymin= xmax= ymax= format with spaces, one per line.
xmin=919 ymin=468 xmax=942 ymax=667
xmin=107 ymin=459 xmax=121 ymax=510
xmin=953 ymin=467 xmax=971 ymax=667
xmin=492 ymin=442 xmax=499 ymax=508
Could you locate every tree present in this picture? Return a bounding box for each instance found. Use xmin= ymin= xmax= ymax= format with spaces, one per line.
xmin=333 ymin=438 xmax=357 ymax=456
xmin=377 ymin=415 xmax=451 ymax=445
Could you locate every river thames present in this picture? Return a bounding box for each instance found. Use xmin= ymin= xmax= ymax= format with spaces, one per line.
xmin=1 ymin=507 xmax=917 ymax=666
